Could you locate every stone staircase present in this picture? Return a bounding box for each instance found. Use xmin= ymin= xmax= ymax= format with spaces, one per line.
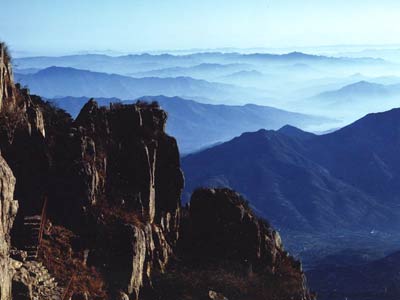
xmin=13 ymin=204 xmax=67 ymax=299
xmin=22 ymin=215 xmax=42 ymax=261
xmin=21 ymin=261 xmax=64 ymax=300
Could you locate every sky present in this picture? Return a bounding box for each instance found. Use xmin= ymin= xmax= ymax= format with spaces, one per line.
xmin=1 ymin=0 xmax=400 ymax=55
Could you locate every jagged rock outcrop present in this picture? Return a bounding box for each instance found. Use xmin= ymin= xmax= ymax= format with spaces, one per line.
xmin=183 ymin=188 xmax=284 ymax=267
xmin=0 ymin=154 xmax=19 ymax=300
xmin=0 ymin=43 xmax=17 ymax=110
xmin=0 ymin=44 xmax=46 ymax=222
xmin=42 ymin=99 xmax=184 ymax=299
xmin=147 ymin=188 xmax=314 ymax=300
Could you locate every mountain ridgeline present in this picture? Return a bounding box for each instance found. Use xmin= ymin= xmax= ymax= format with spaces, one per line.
xmin=0 ymin=43 xmax=313 ymax=300
xmin=46 ymin=95 xmax=331 ymax=153
xmin=14 ymin=66 xmax=261 ymax=104
xmin=183 ymin=108 xmax=400 ymax=236
xmin=13 ymin=51 xmax=393 ymax=126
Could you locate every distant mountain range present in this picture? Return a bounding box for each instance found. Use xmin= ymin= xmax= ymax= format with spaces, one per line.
xmin=182 ymin=108 xmax=400 ymax=236
xmin=48 ymin=95 xmax=332 ymax=153
xmin=14 ymin=66 xmax=262 ymax=103
xmin=14 ymin=52 xmax=384 ymax=75
xmin=298 ymin=80 xmax=400 ymax=121
xmin=128 ymin=63 xmax=254 ymax=80
xmin=315 ymin=80 xmax=400 ymax=101
xmin=13 ymin=51 xmax=395 ymax=117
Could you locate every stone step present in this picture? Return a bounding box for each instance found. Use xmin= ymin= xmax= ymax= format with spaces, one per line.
xmin=24 ymin=216 xmax=41 ymax=221
xmin=21 ymin=260 xmax=64 ymax=300
xmin=24 ymin=237 xmax=40 ymax=243
xmin=24 ymin=244 xmax=38 ymax=249
xmin=24 ymin=222 xmax=41 ymax=226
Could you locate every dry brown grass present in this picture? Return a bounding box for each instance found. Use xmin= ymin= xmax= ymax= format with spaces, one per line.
xmin=91 ymin=203 xmax=146 ymax=228
xmin=38 ymin=224 xmax=107 ymax=299
xmin=0 ymin=42 xmax=11 ymax=64
xmin=148 ymin=259 xmax=315 ymax=300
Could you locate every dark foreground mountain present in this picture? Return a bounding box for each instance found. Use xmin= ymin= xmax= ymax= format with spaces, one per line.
xmin=0 ymin=43 xmax=313 ymax=299
xmin=182 ymin=108 xmax=400 ymax=237
xmin=48 ymin=95 xmax=332 ymax=153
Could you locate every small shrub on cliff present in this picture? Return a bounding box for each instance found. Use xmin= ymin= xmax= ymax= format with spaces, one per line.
xmin=0 ymin=42 xmax=11 ymax=64
xmin=91 ymin=203 xmax=146 ymax=228
xmin=0 ymin=101 xmax=26 ymax=144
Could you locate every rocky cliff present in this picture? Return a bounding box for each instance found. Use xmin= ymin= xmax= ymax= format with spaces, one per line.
xmin=0 ymin=43 xmax=17 ymax=109
xmin=0 ymin=42 xmax=313 ymax=300
xmin=146 ymin=188 xmax=314 ymax=300
xmin=46 ymin=99 xmax=184 ymax=299
xmin=0 ymin=155 xmax=18 ymax=300
xmin=0 ymin=43 xmax=46 ymax=220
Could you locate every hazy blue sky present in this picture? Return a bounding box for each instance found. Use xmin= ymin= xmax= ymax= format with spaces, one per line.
xmin=1 ymin=0 xmax=400 ymax=54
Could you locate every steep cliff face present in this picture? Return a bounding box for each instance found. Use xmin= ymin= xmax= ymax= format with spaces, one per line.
xmin=0 ymin=43 xmax=17 ymax=109
xmin=0 ymin=154 xmax=19 ymax=300
xmin=147 ymin=188 xmax=314 ymax=300
xmin=0 ymin=43 xmax=46 ymax=221
xmin=0 ymin=42 xmax=184 ymax=299
xmin=65 ymin=99 xmax=183 ymax=233
xmin=40 ymin=99 xmax=184 ymax=299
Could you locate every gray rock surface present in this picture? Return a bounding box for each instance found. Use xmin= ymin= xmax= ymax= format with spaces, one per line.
xmin=0 ymin=153 xmax=18 ymax=300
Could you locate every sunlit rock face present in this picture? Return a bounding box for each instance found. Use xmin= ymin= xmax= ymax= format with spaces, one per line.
xmin=0 ymin=154 xmax=18 ymax=300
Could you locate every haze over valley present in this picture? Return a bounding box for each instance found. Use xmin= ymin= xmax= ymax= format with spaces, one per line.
xmin=13 ymin=49 xmax=400 ymax=130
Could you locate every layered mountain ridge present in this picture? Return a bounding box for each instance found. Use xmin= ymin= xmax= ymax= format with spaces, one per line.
xmin=46 ymin=95 xmax=331 ymax=153
xmin=14 ymin=66 xmax=261 ymax=104
xmin=182 ymin=108 xmax=400 ymax=237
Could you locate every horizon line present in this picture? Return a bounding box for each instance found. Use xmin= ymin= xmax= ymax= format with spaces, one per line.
xmin=9 ymin=43 xmax=400 ymax=59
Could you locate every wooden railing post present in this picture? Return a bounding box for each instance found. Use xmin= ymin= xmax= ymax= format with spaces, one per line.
xmin=62 ymin=274 xmax=75 ymax=300
xmin=37 ymin=195 xmax=48 ymax=255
